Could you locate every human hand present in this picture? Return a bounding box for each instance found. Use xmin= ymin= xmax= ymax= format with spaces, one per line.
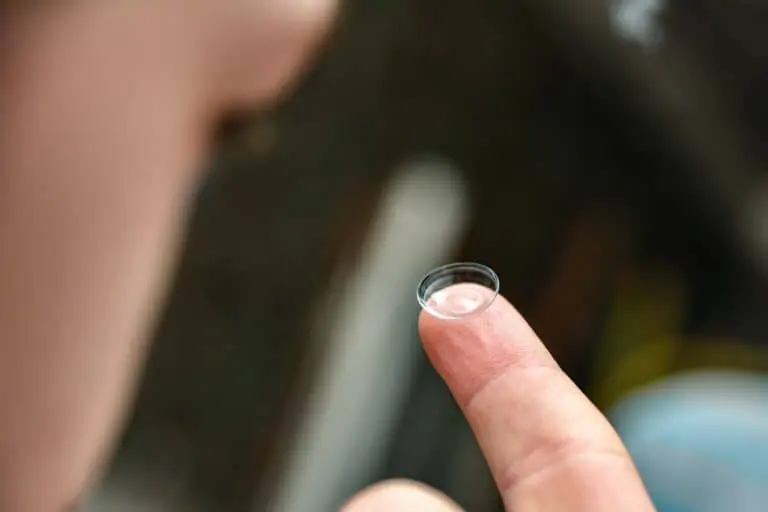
xmin=341 ymin=284 xmax=657 ymax=512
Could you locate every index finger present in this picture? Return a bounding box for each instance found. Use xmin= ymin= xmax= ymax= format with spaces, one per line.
xmin=418 ymin=284 xmax=656 ymax=512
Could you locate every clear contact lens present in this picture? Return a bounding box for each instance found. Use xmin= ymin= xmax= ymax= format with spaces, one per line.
xmin=416 ymin=262 xmax=500 ymax=320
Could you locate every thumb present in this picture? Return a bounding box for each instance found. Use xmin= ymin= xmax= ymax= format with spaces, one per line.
xmin=341 ymin=480 xmax=465 ymax=512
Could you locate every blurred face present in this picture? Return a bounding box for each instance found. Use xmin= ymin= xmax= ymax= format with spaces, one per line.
xmin=2 ymin=0 xmax=338 ymax=116
xmin=0 ymin=3 xmax=337 ymax=508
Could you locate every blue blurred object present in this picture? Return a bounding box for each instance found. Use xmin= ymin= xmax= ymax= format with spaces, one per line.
xmin=610 ymin=371 xmax=768 ymax=512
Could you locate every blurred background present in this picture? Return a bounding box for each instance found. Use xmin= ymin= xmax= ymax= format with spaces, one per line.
xmin=84 ymin=0 xmax=768 ymax=510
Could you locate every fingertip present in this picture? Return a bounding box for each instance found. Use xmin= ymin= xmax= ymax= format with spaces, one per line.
xmin=418 ymin=286 xmax=554 ymax=406
xmin=340 ymin=480 xmax=464 ymax=512
xmin=417 ymin=282 xmax=500 ymax=359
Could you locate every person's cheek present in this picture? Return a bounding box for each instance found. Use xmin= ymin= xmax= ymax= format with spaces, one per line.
xmin=4 ymin=0 xmax=339 ymax=116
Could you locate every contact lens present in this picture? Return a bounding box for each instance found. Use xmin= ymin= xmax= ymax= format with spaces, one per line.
xmin=416 ymin=262 xmax=500 ymax=320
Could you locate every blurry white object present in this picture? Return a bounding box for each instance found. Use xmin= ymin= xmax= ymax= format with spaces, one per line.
xmin=611 ymin=0 xmax=665 ymax=49
xmin=261 ymin=156 xmax=470 ymax=512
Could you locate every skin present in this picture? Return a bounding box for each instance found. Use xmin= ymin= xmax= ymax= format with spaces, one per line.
xmin=0 ymin=1 xmax=656 ymax=511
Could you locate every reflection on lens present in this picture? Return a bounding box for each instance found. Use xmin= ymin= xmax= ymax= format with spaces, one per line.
xmin=416 ymin=262 xmax=500 ymax=320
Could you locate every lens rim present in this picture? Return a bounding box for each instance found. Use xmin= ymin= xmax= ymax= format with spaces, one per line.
xmin=416 ymin=262 xmax=500 ymax=320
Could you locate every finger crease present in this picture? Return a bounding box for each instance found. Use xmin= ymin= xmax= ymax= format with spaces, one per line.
xmin=498 ymin=441 xmax=631 ymax=499
xmin=461 ymin=361 xmax=563 ymax=411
